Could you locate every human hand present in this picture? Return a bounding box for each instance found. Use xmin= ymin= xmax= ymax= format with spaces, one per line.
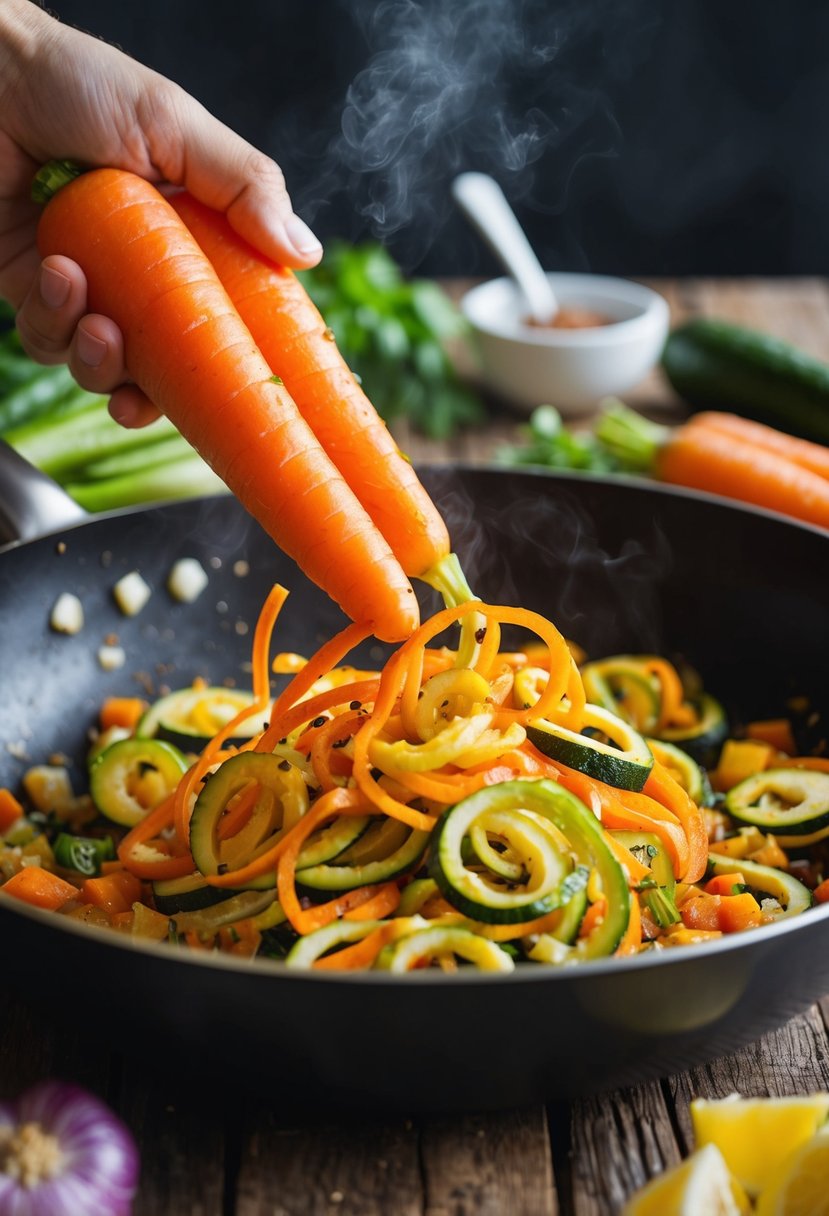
xmin=0 ymin=1 xmax=322 ymax=427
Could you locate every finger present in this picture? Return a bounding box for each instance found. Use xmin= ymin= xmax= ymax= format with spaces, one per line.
xmin=67 ymin=313 xmax=132 ymax=396
xmin=148 ymin=86 xmax=322 ymax=268
xmin=15 ymin=255 xmax=89 ymax=365
xmin=108 ymin=384 xmax=163 ymax=430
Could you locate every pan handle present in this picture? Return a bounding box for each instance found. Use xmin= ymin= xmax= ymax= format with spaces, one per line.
xmin=0 ymin=438 xmax=87 ymax=546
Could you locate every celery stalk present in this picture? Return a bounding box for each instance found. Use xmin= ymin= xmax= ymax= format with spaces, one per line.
xmin=65 ymin=453 xmax=229 ymax=511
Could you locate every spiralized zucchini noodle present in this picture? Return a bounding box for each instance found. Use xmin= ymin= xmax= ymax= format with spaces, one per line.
xmin=2 ymin=568 xmax=827 ymax=972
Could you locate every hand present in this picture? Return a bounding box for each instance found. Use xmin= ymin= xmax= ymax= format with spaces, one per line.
xmin=0 ymin=1 xmax=322 ymax=427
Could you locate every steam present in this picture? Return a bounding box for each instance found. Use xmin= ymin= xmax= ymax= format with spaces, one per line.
xmin=274 ymin=0 xmax=659 ymax=268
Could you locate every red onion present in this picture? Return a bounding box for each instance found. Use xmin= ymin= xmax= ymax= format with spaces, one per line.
xmin=0 ymin=1080 xmax=139 ymax=1216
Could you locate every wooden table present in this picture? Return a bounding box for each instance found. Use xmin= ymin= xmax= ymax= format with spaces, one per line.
xmin=3 ymin=279 xmax=829 ymax=1215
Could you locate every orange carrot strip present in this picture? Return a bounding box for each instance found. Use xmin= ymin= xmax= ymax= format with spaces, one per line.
xmin=309 ymin=712 xmax=363 ymax=791
xmin=169 ymin=193 xmax=450 ymax=579
xmin=814 ymin=878 xmax=829 ymax=904
xmin=342 ymin=881 xmax=401 ymax=921
xmin=118 ymin=793 xmax=195 ymax=881
xmin=38 ymin=170 xmax=418 ymax=642
xmin=643 ymin=762 xmax=707 ymax=883
xmin=655 ymin=424 xmax=829 ymax=532
xmin=777 ymin=756 xmax=829 ymax=773
xmin=312 ymin=924 xmax=396 ymax=971
xmin=265 ymin=679 xmax=380 ymax=752
xmin=174 ymin=584 xmax=288 ymax=841
xmin=1 ymin=867 xmax=78 ymax=910
xmin=688 ymin=411 xmax=829 ymax=482
xmin=640 ymin=658 xmax=696 ymax=730
xmin=0 ymin=788 xmax=24 ymax=834
xmin=99 ymin=697 xmax=148 ymax=732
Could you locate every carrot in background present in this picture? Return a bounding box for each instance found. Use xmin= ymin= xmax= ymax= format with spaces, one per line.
xmin=598 ymin=402 xmax=829 ymax=532
xmin=37 ymin=168 xmax=418 ymax=643
xmin=688 ymin=411 xmax=829 ymax=480
xmin=169 ymin=193 xmax=450 ymax=580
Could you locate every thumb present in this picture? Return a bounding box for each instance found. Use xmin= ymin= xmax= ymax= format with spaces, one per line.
xmin=150 ymin=85 xmax=322 ymax=268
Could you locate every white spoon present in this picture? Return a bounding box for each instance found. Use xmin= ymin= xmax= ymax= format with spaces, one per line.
xmin=451 ymin=172 xmax=559 ymax=325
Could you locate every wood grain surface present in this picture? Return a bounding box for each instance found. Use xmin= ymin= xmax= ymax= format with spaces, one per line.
xmin=2 ymin=279 xmax=829 ymax=1215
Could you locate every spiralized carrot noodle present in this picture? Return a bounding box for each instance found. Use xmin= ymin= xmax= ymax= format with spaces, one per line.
xmin=63 ymin=568 xmax=806 ymax=971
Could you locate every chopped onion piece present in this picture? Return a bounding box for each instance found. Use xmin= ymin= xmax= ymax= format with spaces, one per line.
xmin=113 ymin=572 xmax=151 ymax=616
xmin=50 ymin=593 xmax=84 ymax=634
xmin=97 ymin=645 xmax=126 ymax=671
xmin=167 ymin=557 xmax=209 ymax=603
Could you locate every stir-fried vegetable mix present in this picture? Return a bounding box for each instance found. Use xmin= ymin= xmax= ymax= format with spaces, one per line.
xmin=1 ymin=579 xmax=827 ymax=972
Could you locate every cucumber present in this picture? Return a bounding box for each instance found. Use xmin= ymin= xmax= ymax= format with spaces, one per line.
xmin=724 ymin=768 xmax=829 ymax=836
xmin=526 ymin=704 xmax=653 ymax=792
xmin=662 ymin=318 xmax=829 ymax=443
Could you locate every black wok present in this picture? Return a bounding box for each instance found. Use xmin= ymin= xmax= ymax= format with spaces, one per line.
xmin=1 ymin=450 xmax=828 ymax=1112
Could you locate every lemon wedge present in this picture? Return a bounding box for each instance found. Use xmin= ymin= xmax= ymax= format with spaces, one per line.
xmin=690 ymin=1092 xmax=829 ymax=1196
xmin=755 ymin=1125 xmax=829 ymax=1216
xmin=622 ymin=1143 xmax=749 ymax=1216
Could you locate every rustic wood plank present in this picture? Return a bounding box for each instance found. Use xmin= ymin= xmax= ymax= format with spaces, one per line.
xmin=666 ymin=1006 xmax=829 ymax=1151
xmin=0 ymin=991 xmax=112 ymax=1100
xmin=567 ymin=1080 xmax=682 ymax=1216
xmin=419 ymin=1107 xmax=558 ymax=1216
xmin=234 ymin=1110 xmax=423 ymax=1216
xmin=115 ymin=1058 xmax=226 ymax=1216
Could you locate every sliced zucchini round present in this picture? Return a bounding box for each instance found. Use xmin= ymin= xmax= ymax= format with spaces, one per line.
xmin=429 ymin=779 xmax=629 ymax=955
xmin=581 ymin=658 xmax=661 ymax=733
xmin=707 ymin=852 xmax=812 ymax=918
xmin=152 ymin=871 xmax=232 ymax=915
xmin=724 ymin=768 xmax=829 ymax=836
xmin=526 ymin=704 xmax=653 ymax=792
xmin=285 ymin=918 xmax=383 ymax=969
xmin=659 ymin=694 xmax=728 ymax=767
xmin=376 ymin=926 xmax=515 ymax=972
xmin=296 ymin=823 xmax=429 ymax=891
xmin=89 ymin=737 xmax=188 ymax=827
xmin=137 ymin=686 xmax=270 ymax=749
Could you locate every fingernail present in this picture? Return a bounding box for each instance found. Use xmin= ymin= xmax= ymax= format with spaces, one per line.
xmin=76 ymin=329 xmax=107 ymax=368
xmin=285 ymin=214 xmax=322 ymax=257
xmin=40 ymin=265 xmax=71 ymax=309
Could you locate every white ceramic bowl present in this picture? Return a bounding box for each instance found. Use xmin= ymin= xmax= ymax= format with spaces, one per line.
xmin=460 ymin=272 xmax=670 ymax=416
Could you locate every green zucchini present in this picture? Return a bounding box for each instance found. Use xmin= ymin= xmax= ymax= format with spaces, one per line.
xmin=89 ymin=737 xmax=188 ymax=827
xmin=662 ymin=318 xmax=829 ymax=444
xmin=376 ymin=925 xmax=515 ymax=973
xmin=296 ymin=823 xmax=429 ymax=891
xmin=581 ymin=659 xmax=661 ymax=733
xmin=429 ymin=779 xmax=629 ymax=955
xmin=707 ymin=853 xmax=812 ymax=918
xmin=526 ymin=704 xmax=653 ymax=792
xmin=659 ymin=694 xmax=728 ymax=768
xmin=137 ymin=686 xmax=270 ymax=749
xmin=152 ymin=871 xmax=232 ymax=915
xmin=724 ymin=768 xmax=829 ymax=836
xmin=610 ymin=830 xmax=674 ymax=892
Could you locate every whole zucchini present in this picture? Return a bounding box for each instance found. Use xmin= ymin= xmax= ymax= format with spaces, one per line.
xmin=662 ymin=318 xmax=829 ymax=443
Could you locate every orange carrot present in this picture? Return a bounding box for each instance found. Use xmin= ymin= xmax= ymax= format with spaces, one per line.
xmin=745 ymin=719 xmax=796 ymax=755
xmin=688 ymin=411 xmax=829 ymax=482
xmin=0 ymin=788 xmax=24 ymax=834
xmin=169 ymin=193 xmax=450 ymax=579
xmin=704 ymin=873 xmax=747 ymax=897
xmin=1 ymin=867 xmax=78 ymax=910
xmin=814 ymin=878 xmax=829 ymax=904
xmin=657 ymin=424 xmax=829 ymax=532
xmin=37 ymin=169 xmax=418 ymax=642
xmin=99 ymin=697 xmax=148 ymax=732
xmin=81 ymin=870 xmax=142 ymax=915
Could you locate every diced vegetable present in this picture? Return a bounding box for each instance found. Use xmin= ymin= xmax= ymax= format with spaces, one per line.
xmin=49 ymin=592 xmax=84 ymax=635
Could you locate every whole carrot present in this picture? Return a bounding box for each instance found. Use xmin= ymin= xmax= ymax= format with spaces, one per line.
xmin=169 ymin=193 xmax=450 ymax=580
xmin=598 ymin=402 xmax=829 ymax=532
xmin=37 ymin=168 xmax=419 ymax=642
xmin=687 ymin=410 xmax=829 ymax=481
